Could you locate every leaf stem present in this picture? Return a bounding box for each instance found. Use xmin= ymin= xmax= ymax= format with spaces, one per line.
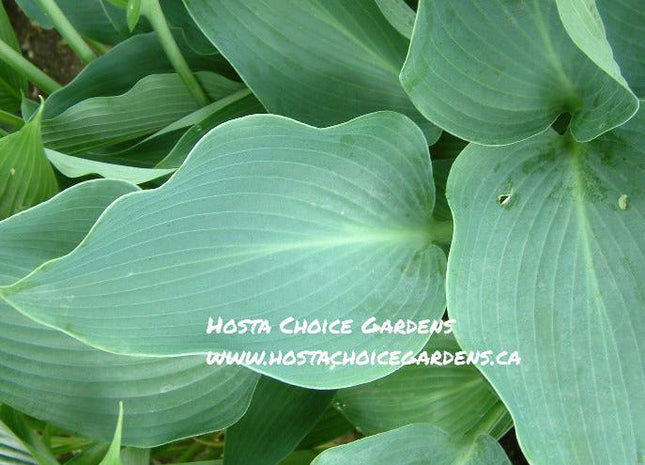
xmin=0 ymin=39 xmax=61 ymax=94
xmin=0 ymin=109 xmax=24 ymax=128
xmin=33 ymin=0 xmax=96 ymax=64
xmin=141 ymin=0 xmax=209 ymax=106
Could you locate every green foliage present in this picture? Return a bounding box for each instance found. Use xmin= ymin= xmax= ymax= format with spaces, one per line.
xmin=311 ymin=424 xmax=511 ymax=465
xmin=335 ymin=333 xmax=513 ymax=439
xmin=2 ymin=112 xmax=449 ymax=388
xmin=224 ymin=377 xmax=334 ymax=465
xmin=0 ymin=104 xmax=57 ymax=219
xmin=446 ymin=109 xmax=645 ymax=465
xmin=0 ymin=1 xmax=642 ymax=464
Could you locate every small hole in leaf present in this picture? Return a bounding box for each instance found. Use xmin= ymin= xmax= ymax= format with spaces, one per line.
xmin=497 ymin=188 xmax=514 ymax=207
xmin=552 ymin=112 xmax=572 ymax=135
xmin=618 ymin=194 xmax=628 ymax=210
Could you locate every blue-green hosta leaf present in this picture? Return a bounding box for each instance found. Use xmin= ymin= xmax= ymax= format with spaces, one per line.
xmin=41 ymin=72 xmax=244 ymax=154
xmin=311 ymin=424 xmax=511 ymax=465
xmin=374 ymin=0 xmax=415 ymax=40
xmin=597 ymin=0 xmax=645 ymax=97
xmin=1 ymin=112 xmax=448 ymax=389
xmin=43 ymin=32 xmax=232 ymax=120
xmin=556 ymin=0 xmax=630 ymax=91
xmin=446 ymin=109 xmax=645 ymax=464
xmin=0 ymin=2 xmax=26 ymax=114
xmin=0 ymin=420 xmax=37 ymax=465
xmin=45 ymin=149 xmax=175 ymax=184
xmin=0 ymin=105 xmax=57 ymax=220
xmin=0 ymin=179 xmax=259 ymax=446
xmin=336 ymin=333 xmax=512 ymax=439
xmin=401 ymin=0 xmax=639 ymax=145
xmin=224 ymin=377 xmax=334 ymax=465
xmin=183 ymin=0 xmax=440 ymax=143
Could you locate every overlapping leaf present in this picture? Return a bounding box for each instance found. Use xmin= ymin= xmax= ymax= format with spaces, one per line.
xmin=224 ymin=377 xmax=334 ymax=465
xmin=159 ymin=0 xmax=216 ymax=55
xmin=156 ymin=91 xmax=264 ymax=169
xmin=401 ymin=0 xmax=639 ymax=145
xmin=45 ymin=149 xmax=174 ymax=184
xmin=374 ymin=0 xmax=415 ymax=40
xmin=0 ymin=179 xmax=258 ymax=446
xmin=336 ymin=333 xmax=512 ymax=439
xmin=42 ymin=32 xmax=231 ymax=120
xmin=109 ymin=88 xmax=263 ymax=168
xmin=41 ymin=72 xmax=244 ymax=153
xmin=0 ymin=420 xmax=37 ymax=465
xmin=597 ymin=0 xmax=645 ymax=96
xmin=297 ymin=406 xmax=353 ymax=450
xmin=183 ymin=0 xmax=440 ymax=142
xmin=311 ymin=424 xmax=511 ymax=465
xmin=446 ymin=108 xmax=645 ymax=464
xmin=1 ymin=112 xmax=448 ymax=389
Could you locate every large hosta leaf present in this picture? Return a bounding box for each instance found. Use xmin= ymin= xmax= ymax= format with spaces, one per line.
xmin=224 ymin=377 xmax=334 ymax=465
xmin=183 ymin=0 xmax=440 ymax=143
xmin=0 ymin=179 xmax=258 ymax=446
xmin=401 ymin=0 xmax=639 ymax=145
xmin=311 ymin=424 xmax=511 ymax=465
xmin=446 ymin=109 xmax=645 ymax=464
xmin=1 ymin=112 xmax=448 ymax=389
xmin=597 ymin=0 xmax=645 ymax=97
xmin=0 ymin=106 xmax=57 ymax=220
xmin=336 ymin=333 xmax=512 ymax=439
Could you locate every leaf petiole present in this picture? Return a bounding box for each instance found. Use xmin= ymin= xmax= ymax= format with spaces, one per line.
xmin=141 ymin=0 xmax=210 ymax=106
xmin=33 ymin=0 xmax=96 ymax=64
xmin=0 ymin=39 xmax=61 ymax=94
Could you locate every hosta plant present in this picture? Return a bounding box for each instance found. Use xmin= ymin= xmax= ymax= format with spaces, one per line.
xmin=0 ymin=0 xmax=642 ymax=464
